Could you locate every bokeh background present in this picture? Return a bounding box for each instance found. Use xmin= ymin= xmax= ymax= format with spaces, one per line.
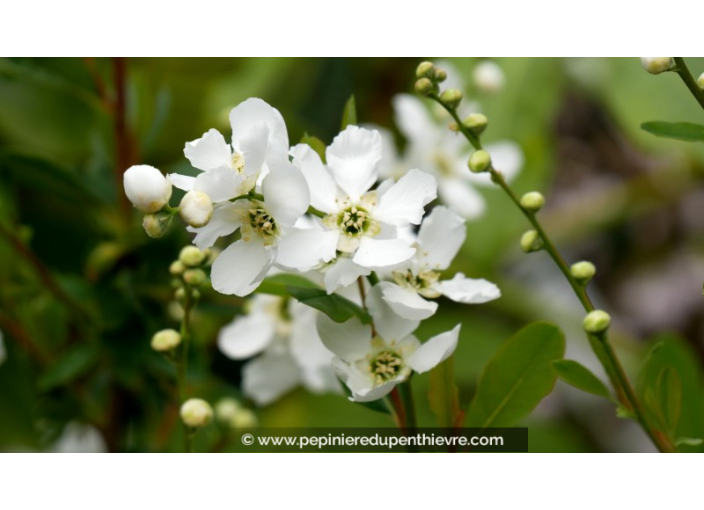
xmin=1 ymin=57 xmax=703 ymax=452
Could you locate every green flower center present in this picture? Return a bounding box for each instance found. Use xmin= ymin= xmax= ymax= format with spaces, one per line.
xmin=338 ymin=206 xmax=371 ymax=236
xmin=393 ymin=269 xmax=442 ymax=298
xmin=371 ymin=350 xmax=404 ymax=383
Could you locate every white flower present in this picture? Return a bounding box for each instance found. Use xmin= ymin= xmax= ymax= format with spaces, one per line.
xmin=387 ymin=93 xmax=523 ymax=219
xmin=179 ymin=190 xmax=213 ymax=228
xmin=123 ymin=164 xmax=172 ymax=213
xmin=640 ymin=57 xmax=673 ymax=75
xmin=204 ymin=158 xmax=310 ymax=296
xmin=51 ymin=423 xmax=107 ymax=453
xmin=473 ymin=60 xmax=506 ymax=92
xmin=317 ymin=284 xmax=461 ymax=402
xmin=276 ymin=126 xmax=437 ymax=291
xmin=379 ymin=206 xmax=500 ymax=320
xmin=169 ymin=97 xmax=289 ymax=204
xmin=217 ymin=294 xmax=339 ymax=406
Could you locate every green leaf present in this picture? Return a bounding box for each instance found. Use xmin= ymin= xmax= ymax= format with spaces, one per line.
xmin=466 ymin=322 xmax=565 ymax=428
xmin=675 ymin=437 xmax=703 ymax=447
xmin=552 ymin=360 xmax=612 ymax=400
xmin=340 ymin=95 xmax=357 ymax=129
xmin=640 ymin=121 xmax=704 ymax=142
xmin=299 ymin=133 xmax=327 ymax=163
xmin=37 ymin=344 xmax=99 ymax=392
xmin=255 ymin=274 xmax=318 ymax=297
xmin=285 ymin=285 xmax=371 ymax=324
xmin=428 ymin=356 xmax=463 ymax=428
xmin=657 ymin=367 xmax=682 ymax=433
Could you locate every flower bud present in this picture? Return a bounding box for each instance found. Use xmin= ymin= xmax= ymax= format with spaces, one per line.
xmin=415 ymin=61 xmax=435 ymax=79
xmin=440 ymin=88 xmax=463 ymax=109
xmin=169 ymin=260 xmax=185 ymax=276
xmin=434 ymin=68 xmax=447 ymax=83
xmin=183 ymin=268 xmax=207 ymax=286
xmin=570 ymin=261 xmax=596 ymax=284
xmin=468 ymin=150 xmax=492 ymax=173
xmin=520 ymin=191 xmax=545 ymax=213
xmin=215 ymin=398 xmax=242 ymax=425
xmin=180 ymin=398 xmax=213 ymax=428
xmin=232 ymin=408 xmax=258 ymax=429
xmin=698 ymin=72 xmax=704 ymax=90
xmin=462 ymin=113 xmax=488 ymax=135
xmin=151 ymin=328 xmax=181 ymax=352
xmin=520 ymin=230 xmax=543 ymax=253
xmin=415 ymin=78 xmax=434 ymax=96
xmin=142 ymin=212 xmax=173 ymax=239
xmin=582 ymin=310 xmax=611 ymax=334
xmin=179 ymin=246 xmax=206 ymax=267
xmin=473 ymin=61 xmax=505 ymax=92
xmin=640 ymin=57 xmax=673 ymax=75
xmin=179 ymin=191 xmax=213 ymax=228
xmin=123 ymin=165 xmax=172 ymax=213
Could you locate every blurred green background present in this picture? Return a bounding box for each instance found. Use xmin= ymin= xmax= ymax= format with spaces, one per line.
xmin=1 ymin=57 xmax=704 ymax=452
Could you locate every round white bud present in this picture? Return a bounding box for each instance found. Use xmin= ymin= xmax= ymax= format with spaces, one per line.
xmin=151 ymin=329 xmax=181 ymax=352
xmin=180 ymin=398 xmax=213 ymax=428
xmin=570 ymin=261 xmax=596 ymax=283
xmin=179 ymin=246 xmax=206 ymax=267
xmin=123 ymin=165 xmax=172 ymax=213
xmin=640 ymin=58 xmax=673 ymax=75
xmin=583 ymin=310 xmax=611 ymax=335
xmin=473 ymin=61 xmax=505 ymax=92
xmin=179 ymin=191 xmax=213 ymax=228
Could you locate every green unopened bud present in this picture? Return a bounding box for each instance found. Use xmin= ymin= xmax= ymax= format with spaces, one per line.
xmin=439 ymin=88 xmax=463 ymax=109
xmin=520 ymin=192 xmax=545 ymax=213
xmin=179 ymin=246 xmax=206 ymax=267
xmin=520 ymin=230 xmax=543 ymax=253
xmin=232 ymin=408 xmax=258 ymax=429
xmin=434 ymin=68 xmax=447 ymax=83
xmin=448 ymin=122 xmax=460 ymax=132
xmin=640 ymin=57 xmax=673 ymax=75
xmin=583 ymin=310 xmax=611 ymax=334
xmin=180 ymin=398 xmax=213 ymax=428
xmin=468 ymin=150 xmax=492 ymax=173
xmin=698 ymin=72 xmax=704 ymax=90
xmin=462 ymin=113 xmax=488 ymax=135
xmin=415 ymin=61 xmax=435 ymax=79
xmin=183 ymin=268 xmax=207 ymax=286
xmin=151 ymin=328 xmax=181 ymax=352
xmin=415 ymin=78 xmax=434 ymax=96
xmin=215 ymin=398 xmax=242 ymax=426
xmin=169 ymin=260 xmax=185 ymax=276
xmin=571 ymin=261 xmax=596 ymax=284
xmin=142 ymin=212 xmax=173 ymax=239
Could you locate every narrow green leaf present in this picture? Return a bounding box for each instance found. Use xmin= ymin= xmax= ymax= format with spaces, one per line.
xmin=299 ymin=133 xmax=327 ymax=163
xmin=428 ymin=356 xmax=463 ymax=428
xmin=552 ymin=360 xmax=612 ymax=400
xmin=466 ymin=322 xmax=565 ymax=428
xmin=286 ymin=285 xmax=371 ymax=324
xmin=255 ymin=274 xmax=318 ymax=297
xmin=675 ymin=437 xmax=703 ymax=447
xmin=341 ymin=95 xmax=357 ymax=129
xmin=37 ymin=344 xmax=99 ymax=392
xmin=640 ymin=121 xmax=704 ymax=142
xmin=656 ymin=367 xmax=682 ymax=433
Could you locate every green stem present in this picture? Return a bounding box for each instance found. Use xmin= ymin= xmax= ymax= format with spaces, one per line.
xmin=425 ymin=92 xmax=674 ymax=453
xmin=177 ymin=288 xmax=194 ymax=452
xmin=673 ymin=57 xmax=704 ymax=112
xmin=399 ymin=381 xmax=418 ymax=435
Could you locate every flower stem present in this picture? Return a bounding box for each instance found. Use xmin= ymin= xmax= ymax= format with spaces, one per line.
xmin=673 ymin=57 xmax=704 ymax=112
xmin=177 ymin=287 xmax=194 ymax=452
xmin=426 ymin=93 xmax=674 ymax=453
xmin=399 ymin=381 xmax=418 ymax=435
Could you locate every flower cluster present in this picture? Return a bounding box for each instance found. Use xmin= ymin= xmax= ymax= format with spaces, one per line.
xmin=124 ymin=96 xmax=501 ymax=404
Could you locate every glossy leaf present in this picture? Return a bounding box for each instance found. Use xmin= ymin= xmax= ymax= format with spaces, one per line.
xmin=255 ymin=274 xmax=318 ymax=297
xmin=552 ymin=360 xmax=612 ymax=400
xmin=466 ymin=322 xmax=565 ymax=428
xmin=640 ymin=121 xmax=704 ymax=142
xmin=428 ymin=356 xmax=463 ymax=428
xmin=286 ymin=285 xmax=371 ymax=324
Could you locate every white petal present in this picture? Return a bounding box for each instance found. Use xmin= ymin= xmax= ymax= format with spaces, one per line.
xmin=316 ymin=314 xmax=371 ymax=362
xmin=351 ymin=378 xmax=399 ymax=402
xmin=237 ymin=122 xmax=270 ymax=178
xmin=353 ymin=237 xmax=415 ymax=269
xmin=187 ymin=202 xmax=244 ymax=250
xmin=367 ymin=282 xmax=419 ymax=342
xmin=262 ymin=158 xmax=310 ymax=227
xmin=243 ymin=352 xmax=301 ymax=406
xmin=323 ymin=258 xmax=371 ymax=294
xmin=405 ymin=324 xmax=461 ymax=374
xmin=217 ymin=312 xmax=276 ymax=359
xmin=51 ymin=423 xmax=107 ymax=453
xmin=434 ymin=273 xmax=501 ymax=304
xmin=392 ymin=94 xmax=439 ymax=151
xmin=169 ymin=173 xmax=196 ymax=192
xmin=326 ymin=126 xmax=381 ymax=202
xmin=374 ymin=169 xmax=437 ymax=228
xmin=417 ymin=205 xmax=466 ymax=271
xmin=211 ymin=238 xmax=273 ymax=297
xmin=276 ymin=228 xmax=339 ymax=270
xmin=290 ymin=143 xmax=338 ymax=214
xmin=438 ymin=178 xmax=485 ymax=219
xmin=230 ymin=98 xmax=289 ymax=161
xmin=381 ymin=283 xmax=438 ymax=320
xmin=193 ymin=166 xmax=247 ymax=203
xmin=183 ymin=128 xmax=231 ymax=172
